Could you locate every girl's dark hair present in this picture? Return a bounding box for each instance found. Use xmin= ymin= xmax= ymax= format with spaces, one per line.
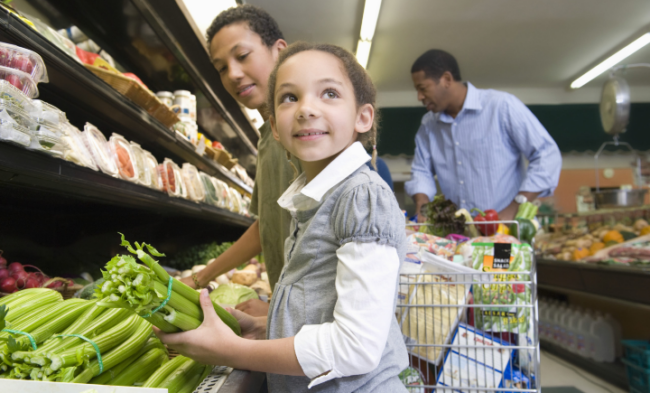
xmin=267 ymin=42 xmax=379 ymax=168
xmin=411 ymin=49 xmax=462 ymax=81
xmin=206 ymin=5 xmax=284 ymax=50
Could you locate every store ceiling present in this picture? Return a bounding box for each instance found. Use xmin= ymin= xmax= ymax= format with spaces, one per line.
xmin=247 ymin=0 xmax=650 ymax=94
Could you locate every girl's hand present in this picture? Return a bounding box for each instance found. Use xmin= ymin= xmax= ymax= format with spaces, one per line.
xmin=227 ymin=307 xmax=267 ymax=340
xmin=153 ymin=289 xmax=242 ymax=365
xmin=235 ymin=298 xmax=270 ymax=317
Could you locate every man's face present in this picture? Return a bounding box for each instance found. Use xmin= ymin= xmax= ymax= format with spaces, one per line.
xmin=210 ymin=22 xmax=285 ymax=110
xmin=412 ymin=70 xmax=448 ymax=113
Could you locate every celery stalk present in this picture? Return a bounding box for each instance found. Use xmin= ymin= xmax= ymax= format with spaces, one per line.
xmin=142 ymin=355 xmax=191 ymax=388
xmin=152 ymin=279 xmax=202 ymax=320
xmin=109 ymin=347 xmax=168 ymax=386
xmin=159 ymin=357 xmax=204 ymax=391
xmin=0 ymin=288 xmax=55 ymax=307
xmin=48 ymin=314 xmax=142 ymax=371
xmin=177 ymin=365 xmax=210 ymax=393
xmin=0 ymin=299 xmax=87 ymax=343
xmin=71 ymin=317 xmax=152 ymax=383
xmin=162 ymin=306 xmax=202 ymax=331
xmin=4 ymin=290 xmax=62 ymax=322
xmin=144 ymin=313 xmax=180 ymax=333
xmin=89 ymin=337 xmax=166 ymax=385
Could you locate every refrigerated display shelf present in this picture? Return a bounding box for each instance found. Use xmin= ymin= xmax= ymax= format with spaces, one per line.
xmin=537 ymin=258 xmax=650 ymax=305
xmin=0 ymin=6 xmax=252 ymax=195
xmin=0 ymin=142 xmax=254 ymax=227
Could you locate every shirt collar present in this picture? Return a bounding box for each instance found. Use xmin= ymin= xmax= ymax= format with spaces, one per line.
xmin=437 ymin=82 xmax=482 ymax=124
xmin=278 ymin=142 xmax=370 ymax=211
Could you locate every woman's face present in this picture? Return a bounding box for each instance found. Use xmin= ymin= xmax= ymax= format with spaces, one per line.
xmin=271 ymin=50 xmax=373 ymax=165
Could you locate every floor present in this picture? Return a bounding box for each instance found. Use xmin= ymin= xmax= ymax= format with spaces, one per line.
xmin=541 ymin=351 xmax=627 ymax=393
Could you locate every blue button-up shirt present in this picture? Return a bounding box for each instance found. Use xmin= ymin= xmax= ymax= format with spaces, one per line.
xmin=405 ymin=83 xmax=561 ymax=212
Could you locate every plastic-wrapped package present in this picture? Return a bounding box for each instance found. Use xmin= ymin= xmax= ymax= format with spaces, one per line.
xmin=29 ymin=100 xmax=66 ymax=124
xmin=241 ymin=195 xmax=251 ymax=216
xmin=0 ymin=66 xmax=39 ymax=98
xmin=108 ymin=133 xmax=139 ymax=182
xmin=142 ymin=150 xmax=162 ymax=191
xmin=26 ymin=118 xmax=65 ymax=156
xmin=0 ymin=106 xmax=31 ymax=147
xmin=158 ymin=158 xmax=182 ymax=197
xmin=181 ymin=163 xmax=205 ymax=202
xmin=228 ymin=187 xmax=243 ymax=213
xmin=129 ymin=142 xmax=150 ymax=186
xmin=60 ymin=123 xmax=98 ymax=170
xmin=200 ymin=172 xmax=219 ymax=206
xmin=0 ymin=80 xmax=34 ymax=111
xmin=211 ymin=178 xmax=232 ymax=210
xmin=81 ymin=123 xmax=118 ymax=177
xmin=0 ymin=42 xmax=48 ymax=83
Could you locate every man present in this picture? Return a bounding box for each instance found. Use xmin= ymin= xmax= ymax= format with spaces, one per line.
xmin=406 ymin=49 xmax=561 ymax=222
xmin=180 ymin=5 xmax=300 ymax=317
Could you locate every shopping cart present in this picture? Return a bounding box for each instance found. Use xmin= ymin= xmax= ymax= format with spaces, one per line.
xmin=398 ymin=222 xmax=541 ymax=392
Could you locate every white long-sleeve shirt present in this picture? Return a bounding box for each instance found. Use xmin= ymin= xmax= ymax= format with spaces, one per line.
xmin=277 ymin=142 xmax=400 ymax=387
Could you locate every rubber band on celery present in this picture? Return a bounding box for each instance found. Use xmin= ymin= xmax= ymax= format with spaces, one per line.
xmin=2 ymin=329 xmax=37 ymax=350
xmin=143 ymin=277 xmax=173 ymax=318
xmin=56 ymin=333 xmax=104 ymax=374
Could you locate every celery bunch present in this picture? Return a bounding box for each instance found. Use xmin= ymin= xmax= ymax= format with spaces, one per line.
xmin=95 ymin=234 xmax=240 ymax=335
xmin=143 ymin=354 xmax=212 ymax=392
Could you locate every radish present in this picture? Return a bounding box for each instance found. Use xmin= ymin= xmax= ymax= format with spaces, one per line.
xmin=24 ymin=277 xmax=40 ymax=289
xmin=8 ymin=262 xmax=24 ymax=274
xmin=0 ymin=250 xmax=6 ymax=268
xmin=0 ymin=268 xmax=9 ymax=281
xmin=12 ymin=270 xmax=28 ymax=289
xmin=0 ymin=277 xmax=17 ymax=293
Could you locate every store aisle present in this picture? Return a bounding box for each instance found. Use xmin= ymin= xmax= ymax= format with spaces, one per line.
xmin=541 ymin=351 xmax=626 ymax=393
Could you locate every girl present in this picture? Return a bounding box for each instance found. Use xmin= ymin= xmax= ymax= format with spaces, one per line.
xmin=154 ymin=42 xmax=409 ymax=392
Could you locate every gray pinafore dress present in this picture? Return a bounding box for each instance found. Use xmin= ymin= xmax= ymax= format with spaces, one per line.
xmin=266 ymin=166 xmax=409 ymax=392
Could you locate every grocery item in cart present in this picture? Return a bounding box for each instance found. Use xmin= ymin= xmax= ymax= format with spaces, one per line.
xmin=142 ymin=149 xmax=162 ymax=191
xmin=60 ymin=123 xmax=98 ymax=170
xmin=81 ymin=123 xmax=119 ymax=177
xmin=405 ymin=233 xmax=457 ymax=262
xmin=158 ymin=158 xmax=182 ymax=197
xmin=108 ymin=133 xmax=139 ymax=182
xmin=129 ymin=142 xmax=150 ymax=186
xmin=0 ymin=42 xmax=48 ymax=83
xmin=0 ymin=103 xmax=32 ymax=147
xmin=398 ymin=252 xmax=473 ymax=365
xmin=471 ymin=242 xmax=533 ymax=333
xmin=181 ymin=163 xmax=206 ymax=202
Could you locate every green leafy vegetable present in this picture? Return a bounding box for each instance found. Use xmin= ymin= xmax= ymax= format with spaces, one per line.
xmin=166 ymin=241 xmax=233 ymax=270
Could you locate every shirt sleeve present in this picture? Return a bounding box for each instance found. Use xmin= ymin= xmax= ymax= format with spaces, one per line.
xmin=294 ymin=242 xmax=400 ymax=387
xmin=405 ymin=120 xmax=437 ymax=200
xmin=501 ymin=95 xmax=562 ymax=197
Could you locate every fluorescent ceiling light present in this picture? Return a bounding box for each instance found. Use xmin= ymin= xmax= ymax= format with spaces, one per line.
xmin=359 ymin=0 xmax=382 ymax=41
xmin=356 ymin=0 xmax=382 ymax=69
xmin=571 ymin=33 xmax=650 ymax=89
xmin=356 ymin=40 xmax=372 ymax=69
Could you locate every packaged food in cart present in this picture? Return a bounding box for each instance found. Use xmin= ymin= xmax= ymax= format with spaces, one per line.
xmin=129 ymin=142 xmax=150 ymax=186
xmin=81 ymin=123 xmax=119 ymax=177
xmin=108 ymin=133 xmax=139 ymax=182
xmin=0 ymin=66 xmax=39 ymax=98
xmin=0 ymin=42 xmax=48 ymax=83
xmin=0 ymin=102 xmax=33 ymax=147
xmin=158 ymin=158 xmax=182 ymax=197
xmin=471 ymin=242 xmax=533 ymax=334
xmin=200 ymin=172 xmax=219 ymax=205
xmin=142 ymin=149 xmax=163 ymax=191
xmin=181 ymin=163 xmax=206 ymax=202
xmin=60 ymin=123 xmax=98 ymax=170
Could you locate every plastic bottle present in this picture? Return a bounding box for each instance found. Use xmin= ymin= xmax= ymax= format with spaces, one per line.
xmin=605 ymin=313 xmax=623 ymax=358
xmin=591 ymin=314 xmax=615 ymax=362
xmin=567 ymin=308 xmax=583 ymax=353
xmin=577 ymin=311 xmax=595 ymax=358
xmin=539 ymin=300 xmax=549 ymax=341
xmin=551 ymin=303 xmax=566 ymax=345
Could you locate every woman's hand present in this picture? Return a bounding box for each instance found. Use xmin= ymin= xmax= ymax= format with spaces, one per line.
xmin=153 ymin=289 xmax=245 ymax=365
xmin=179 ymin=275 xmax=196 ymax=289
xmin=227 ymin=307 xmax=267 ymax=340
xmin=236 ymin=298 xmax=270 ymax=317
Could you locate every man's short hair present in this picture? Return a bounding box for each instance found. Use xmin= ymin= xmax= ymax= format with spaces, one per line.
xmin=411 ymin=49 xmax=461 ymax=81
xmin=206 ymin=5 xmax=284 ymax=50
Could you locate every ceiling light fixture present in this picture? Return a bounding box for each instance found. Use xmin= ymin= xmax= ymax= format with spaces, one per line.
xmin=571 ymin=33 xmax=650 ymax=89
xmin=355 ymin=0 xmax=382 ymax=69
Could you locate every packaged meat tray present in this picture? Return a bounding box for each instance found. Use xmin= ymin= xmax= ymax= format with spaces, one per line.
xmin=181 ymin=163 xmax=206 ymax=202
xmin=81 ymin=123 xmax=119 ymax=177
xmin=0 ymin=66 xmax=39 ymax=98
xmin=108 ymin=133 xmax=139 ymax=182
xmin=129 ymin=141 xmax=150 ymax=186
xmin=142 ymin=149 xmax=163 ymax=191
xmin=0 ymin=42 xmax=48 ymax=83
xmin=158 ymin=158 xmax=183 ymax=197
xmin=60 ymin=123 xmax=98 ymax=170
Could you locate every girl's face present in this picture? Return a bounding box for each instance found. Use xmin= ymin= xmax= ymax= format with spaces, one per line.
xmin=271 ymin=50 xmax=373 ymax=167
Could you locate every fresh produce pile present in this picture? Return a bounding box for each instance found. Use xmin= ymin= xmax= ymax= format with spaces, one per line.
xmin=167 ymin=241 xmax=233 ymax=271
xmin=422 ymin=195 xmax=467 ymax=237
xmin=94 ymin=234 xmax=240 ymax=335
xmin=536 ymin=218 xmax=650 ymax=263
xmin=0 ymin=250 xmax=74 ymax=294
xmin=0 ymin=289 xmax=210 ymax=391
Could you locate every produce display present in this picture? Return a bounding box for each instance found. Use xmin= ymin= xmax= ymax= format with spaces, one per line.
xmin=535 ymin=214 xmax=650 ymax=264
xmin=0 ymin=251 xmax=75 ymax=294
xmin=167 ymin=241 xmax=233 ymax=271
